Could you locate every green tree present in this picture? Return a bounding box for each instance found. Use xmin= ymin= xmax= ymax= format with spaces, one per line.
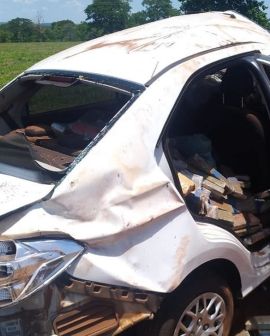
xmin=85 ymin=0 xmax=131 ymax=37
xmin=143 ymin=0 xmax=179 ymax=22
xmin=6 ymin=18 xmax=35 ymax=42
xmin=178 ymin=0 xmax=270 ymax=28
xmin=76 ymin=22 xmax=90 ymax=41
xmin=50 ymin=20 xmax=78 ymax=41
xmin=128 ymin=11 xmax=148 ymax=27
xmin=0 ymin=24 xmax=11 ymax=42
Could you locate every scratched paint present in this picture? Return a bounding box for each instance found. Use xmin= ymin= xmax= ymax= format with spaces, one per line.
xmin=28 ymin=11 xmax=270 ymax=84
xmin=1 ymin=12 xmax=270 ymax=296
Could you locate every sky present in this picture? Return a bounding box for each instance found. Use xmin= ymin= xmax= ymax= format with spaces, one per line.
xmin=0 ymin=0 xmax=180 ymax=23
xmin=0 ymin=0 xmax=270 ymax=23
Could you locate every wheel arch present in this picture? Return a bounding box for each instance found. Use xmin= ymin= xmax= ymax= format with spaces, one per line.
xmin=137 ymin=259 xmax=238 ymax=335
xmin=174 ymin=258 xmax=242 ymax=299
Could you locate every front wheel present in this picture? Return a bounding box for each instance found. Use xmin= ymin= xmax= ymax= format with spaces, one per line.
xmin=137 ymin=272 xmax=234 ymax=336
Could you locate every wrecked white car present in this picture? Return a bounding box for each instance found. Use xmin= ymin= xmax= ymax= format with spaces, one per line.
xmin=2 ymin=10 xmax=270 ymax=336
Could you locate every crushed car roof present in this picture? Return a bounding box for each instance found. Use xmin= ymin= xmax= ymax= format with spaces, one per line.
xmin=28 ymin=11 xmax=270 ymax=85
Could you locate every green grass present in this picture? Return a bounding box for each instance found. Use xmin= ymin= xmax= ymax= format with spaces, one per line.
xmin=0 ymin=42 xmax=79 ymax=88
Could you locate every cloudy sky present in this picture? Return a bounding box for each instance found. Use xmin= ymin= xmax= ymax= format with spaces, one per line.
xmin=0 ymin=0 xmax=270 ymax=23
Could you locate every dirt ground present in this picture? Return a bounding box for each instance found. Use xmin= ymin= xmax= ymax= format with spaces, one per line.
xmin=231 ymin=278 xmax=270 ymax=335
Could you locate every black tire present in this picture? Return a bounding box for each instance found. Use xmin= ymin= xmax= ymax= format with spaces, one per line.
xmin=137 ymin=271 xmax=234 ymax=336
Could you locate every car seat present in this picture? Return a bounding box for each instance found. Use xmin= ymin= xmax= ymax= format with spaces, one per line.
xmin=209 ymin=65 xmax=270 ymax=191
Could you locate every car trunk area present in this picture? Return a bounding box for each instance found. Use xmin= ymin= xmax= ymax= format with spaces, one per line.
xmin=165 ymin=61 xmax=270 ymax=251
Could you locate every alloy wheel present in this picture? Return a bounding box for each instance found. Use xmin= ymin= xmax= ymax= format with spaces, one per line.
xmin=173 ymin=292 xmax=226 ymax=336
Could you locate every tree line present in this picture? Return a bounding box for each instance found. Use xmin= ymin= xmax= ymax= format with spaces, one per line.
xmin=0 ymin=0 xmax=269 ymax=43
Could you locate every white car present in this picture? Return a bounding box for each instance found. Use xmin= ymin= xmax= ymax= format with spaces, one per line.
xmin=1 ymin=11 xmax=270 ymax=336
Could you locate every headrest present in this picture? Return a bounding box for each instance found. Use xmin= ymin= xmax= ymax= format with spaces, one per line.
xmin=221 ymin=66 xmax=254 ymax=98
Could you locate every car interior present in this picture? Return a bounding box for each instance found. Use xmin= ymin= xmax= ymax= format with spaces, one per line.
xmin=0 ymin=76 xmax=131 ymax=183
xmin=165 ymin=59 xmax=270 ymax=251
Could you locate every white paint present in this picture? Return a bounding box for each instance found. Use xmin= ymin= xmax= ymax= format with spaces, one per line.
xmin=1 ymin=12 xmax=270 ymax=296
xmin=0 ymin=172 xmax=53 ymax=217
xmin=28 ymin=12 xmax=270 ymax=85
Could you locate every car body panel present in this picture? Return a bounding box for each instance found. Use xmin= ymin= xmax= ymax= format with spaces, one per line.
xmin=0 ymin=172 xmax=53 ymax=217
xmin=2 ymin=33 xmax=270 ymax=297
xmin=28 ymin=12 xmax=270 ymax=85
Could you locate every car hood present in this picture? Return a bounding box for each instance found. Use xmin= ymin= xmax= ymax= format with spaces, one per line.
xmin=0 ymin=172 xmax=54 ymax=217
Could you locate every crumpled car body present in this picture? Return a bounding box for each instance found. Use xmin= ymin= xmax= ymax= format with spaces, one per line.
xmin=1 ymin=11 xmax=270 ymax=336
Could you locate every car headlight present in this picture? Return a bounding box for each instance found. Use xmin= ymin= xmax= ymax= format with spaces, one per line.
xmin=0 ymin=239 xmax=84 ymax=307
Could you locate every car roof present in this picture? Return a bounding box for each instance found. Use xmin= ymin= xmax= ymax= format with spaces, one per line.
xmin=28 ymin=11 xmax=270 ymax=85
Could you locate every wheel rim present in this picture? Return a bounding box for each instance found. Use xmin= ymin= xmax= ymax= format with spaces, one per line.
xmin=173 ymin=292 xmax=226 ymax=336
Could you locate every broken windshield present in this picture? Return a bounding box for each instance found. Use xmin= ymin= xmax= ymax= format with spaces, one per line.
xmin=0 ymin=74 xmax=133 ymax=184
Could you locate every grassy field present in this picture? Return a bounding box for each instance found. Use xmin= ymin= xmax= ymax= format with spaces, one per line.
xmin=0 ymin=42 xmax=79 ymax=88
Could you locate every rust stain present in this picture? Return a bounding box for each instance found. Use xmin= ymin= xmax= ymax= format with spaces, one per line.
xmin=64 ymin=31 xmax=185 ymax=59
xmin=113 ymin=312 xmax=152 ymax=335
xmin=169 ymin=235 xmax=191 ymax=292
xmin=59 ymin=279 xmax=157 ymax=335
xmin=53 ymin=301 xmax=119 ymax=336
xmin=64 ymin=38 xmax=149 ymax=59
xmin=87 ymin=38 xmax=145 ymax=51
xmin=62 ymin=22 xmax=258 ymax=61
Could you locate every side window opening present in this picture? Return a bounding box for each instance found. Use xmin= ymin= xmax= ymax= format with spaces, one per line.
xmin=164 ymin=62 xmax=270 ymax=250
xmin=28 ymin=82 xmax=118 ymax=115
xmin=0 ymin=76 xmax=131 ymax=184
